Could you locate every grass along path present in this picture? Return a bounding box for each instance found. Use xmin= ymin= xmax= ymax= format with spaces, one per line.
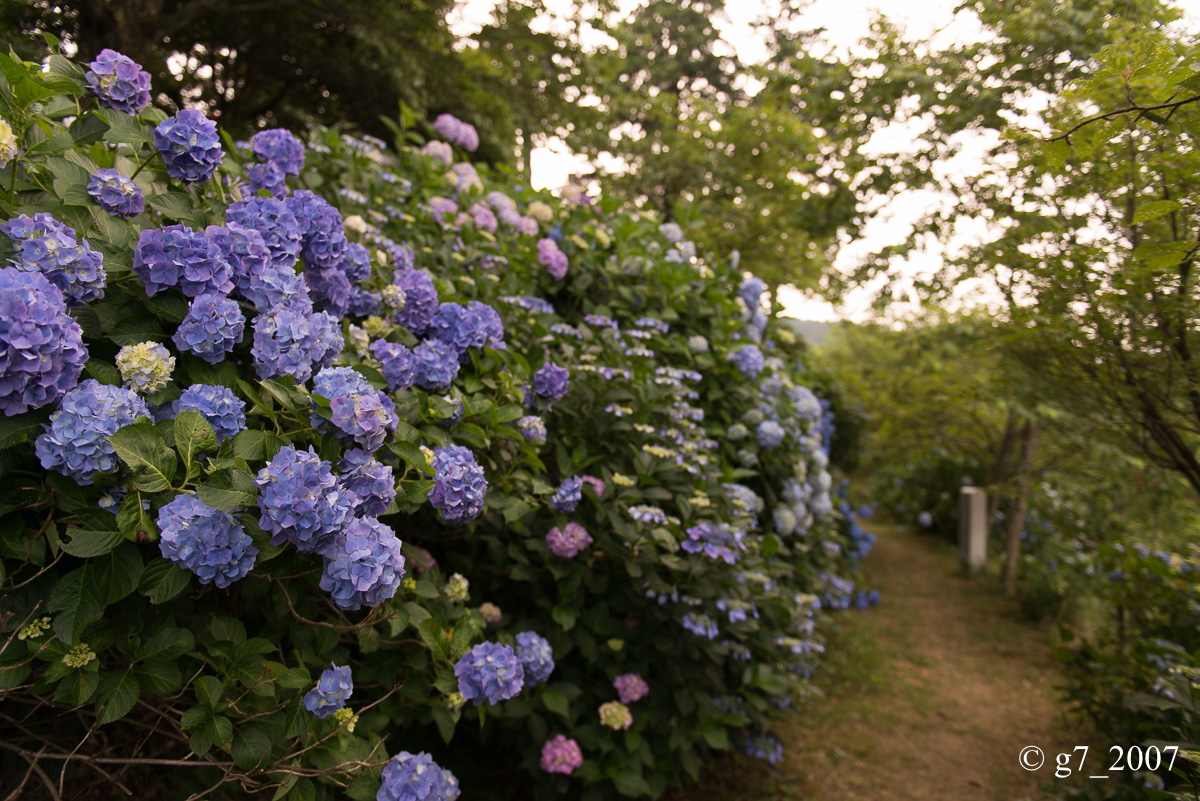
xmin=676 ymin=522 xmax=1094 ymax=801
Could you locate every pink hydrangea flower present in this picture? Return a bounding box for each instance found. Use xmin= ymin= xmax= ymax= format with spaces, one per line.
xmin=540 ymin=734 xmax=583 ymax=774
xmin=613 ymin=673 xmax=649 ymax=704
xmin=545 ymin=523 xmax=593 ymax=558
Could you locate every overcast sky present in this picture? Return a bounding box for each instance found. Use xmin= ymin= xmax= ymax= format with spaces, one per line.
xmin=450 ymin=0 xmax=1200 ymax=322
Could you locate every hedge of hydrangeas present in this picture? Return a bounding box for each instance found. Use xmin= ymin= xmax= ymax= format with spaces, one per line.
xmin=0 ymin=46 xmax=876 ymax=801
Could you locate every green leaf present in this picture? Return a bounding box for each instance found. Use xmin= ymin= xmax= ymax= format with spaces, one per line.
xmin=136 ymin=661 xmax=182 ymax=694
xmin=140 ymin=627 xmax=195 ymax=663
xmin=48 ymin=565 xmax=102 ymax=646
xmin=109 ymin=421 xmax=178 ymax=492
xmin=418 ymin=620 xmax=452 ymax=662
xmin=147 ymin=192 xmax=205 ymax=225
xmin=138 ymin=557 xmax=192 ymax=604
xmin=174 ymin=410 xmax=219 ymax=468
xmin=96 ymin=671 xmax=140 ymax=725
xmin=84 ymin=358 xmax=122 ymax=386
xmin=1133 ymin=199 xmax=1184 ymax=225
xmin=761 ymin=534 xmax=780 ymax=558
xmin=196 ymin=472 xmax=257 ymax=511
xmin=542 ymin=688 xmax=569 ymax=717
xmin=195 ymin=675 xmax=224 ymax=708
xmin=232 ymin=725 xmax=272 ymax=770
xmin=117 ymin=491 xmax=158 ymax=542
xmin=0 ymin=407 xmax=52 ymax=450
xmin=390 ymin=441 xmax=434 ymax=475
xmin=613 ymin=770 xmax=652 ymax=797
xmin=89 ymin=543 xmax=144 ymax=605
xmin=61 ymin=510 xmax=123 ymax=557
xmin=552 ymin=605 xmax=576 ymax=631
xmin=432 ymin=704 xmax=458 ymax=744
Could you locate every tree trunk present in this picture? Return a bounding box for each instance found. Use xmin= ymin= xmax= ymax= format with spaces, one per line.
xmin=1002 ymin=420 xmax=1040 ymax=596
xmin=520 ymin=128 xmax=533 ymax=186
xmin=988 ymin=408 xmax=1020 ymax=534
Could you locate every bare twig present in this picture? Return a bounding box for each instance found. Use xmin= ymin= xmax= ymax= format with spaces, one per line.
xmin=1049 ymin=93 xmax=1200 ymax=144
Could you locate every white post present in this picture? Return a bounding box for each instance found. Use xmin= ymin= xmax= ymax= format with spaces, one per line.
xmin=959 ymin=486 xmax=988 ymax=572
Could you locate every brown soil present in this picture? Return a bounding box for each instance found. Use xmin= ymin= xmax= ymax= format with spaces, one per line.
xmin=674 ymin=523 xmax=1096 ymax=801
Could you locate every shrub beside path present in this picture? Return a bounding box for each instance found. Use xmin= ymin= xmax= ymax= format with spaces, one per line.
xmin=679 ymin=522 xmax=1095 ymax=801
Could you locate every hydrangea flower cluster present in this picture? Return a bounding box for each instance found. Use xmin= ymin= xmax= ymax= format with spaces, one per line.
xmin=320 ymin=518 xmax=405 ymax=610
xmin=682 ymin=613 xmax=719 ymax=639
xmin=479 ymin=602 xmax=502 ymax=623
xmin=516 ymin=415 xmax=546 ymax=444
xmin=372 ymin=340 xmax=416 ymax=392
xmin=627 ymin=505 xmax=668 ymax=525
xmin=225 ymin=196 xmax=302 ymax=269
xmin=133 ymin=224 xmax=234 ymax=297
xmin=3 ymin=213 xmax=106 ymax=307
xmin=0 ymin=267 xmax=87 ymax=415
xmin=454 ymin=642 xmax=524 ymax=705
xmin=35 ymin=380 xmax=149 ymax=483
xmin=443 ymin=573 xmax=470 ymax=602
xmin=609 ymin=675 xmax=646 ymax=706
xmin=303 ymin=664 xmax=352 ymax=719
xmin=729 ymin=344 xmax=765 ymax=378
xmin=0 ymin=119 xmax=14 ymax=168
xmin=429 ymin=446 xmax=487 ymax=524
xmin=412 ymin=339 xmax=460 ymax=391
xmin=421 ymin=140 xmax=454 ymax=165
xmin=173 ymin=293 xmax=245 ymax=363
xmin=682 ymin=522 xmax=745 ymax=564
xmin=392 ymin=268 xmax=439 ymax=334
xmin=540 ymin=736 xmax=584 ymax=775
xmin=255 ymin=445 xmax=357 ymax=554
xmin=174 ymin=384 xmax=246 ymax=443
xmin=116 ymin=341 xmax=175 ymax=394
xmin=153 ymin=109 xmax=224 ymax=183
xmin=537 ymin=238 xmax=568 ymax=279
xmin=432 ymin=114 xmax=480 ymax=151
xmin=514 ymin=631 xmax=554 ymax=686
xmin=757 ymin=420 xmax=785 ymax=449
xmin=378 ymin=752 xmax=461 ymax=801
xmin=311 ymin=367 xmax=398 ymax=452
xmin=252 ymin=307 xmax=339 ymax=383
xmin=86 ymin=168 xmax=144 ymax=217
xmin=550 ymin=476 xmax=582 ymax=513
xmin=337 ymin=448 xmax=396 ymax=517
xmin=289 ymin=190 xmax=348 ymax=271
xmin=428 ymin=301 xmax=505 ymax=359
xmin=84 ymin=49 xmax=151 ymax=114
xmin=545 ymin=522 xmax=593 ymax=558
xmin=251 ymin=128 xmax=305 ymax=176
xmin=157 ymin=495 xmax=257 ymax=588
xmin=746 ymin=734 xmax=784 ymax=765
xmin=206 ymin=224 xmax=274 ymax=305
xmin=532 ymin=361 xmax=569 ymax=401
xmin=599 ymin=701 xmax=633 ymax=731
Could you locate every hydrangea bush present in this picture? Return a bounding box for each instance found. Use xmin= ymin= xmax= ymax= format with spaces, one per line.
xmin=0 ymin=48 xmax=875 ymax=801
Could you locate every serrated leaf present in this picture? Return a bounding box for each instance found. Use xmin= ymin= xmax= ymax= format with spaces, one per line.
xmin=84 ymin=358 xmax=122 ymax=386
xmin=390 ymin=441 xmax=434 ymax=475
xmin=232 ymin=725 xmax=272 ymax=770
xmin=48 ymin=565 xmax=102 ymax=647
xmin=1133 ymin=199 xmax=1184 ymax=225
xmin=96 ymin=671 xmax=140 ymax=725
xmin=0 ymin=407 xmax=52 ymax=450
xmin=175 ymin=410 xmax=218 ymax=467
xmin=148 ymin=192 xmax=205 ymax=225
xmin=117 ymin=491 xmax=158 ymax=543
xmin=61 ymin=510 xmax=123 ymax=557
xmin=542 ymin=688 xmax=569 ymax=717
xmin=138 ymin=557 xmax=192 ymax=604
xmin=418 ymin=620 xmax=452 ymax=661
xmin=140 ymin=627 xmax=195 ymax=663
xmin=109 ymin=421 xmax=177 ymax=492
xmin=197 ymin=471 xmax=257 ymax=511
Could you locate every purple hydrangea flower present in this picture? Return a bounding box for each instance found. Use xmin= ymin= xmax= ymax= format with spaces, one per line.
xmin=545 ymin=523 xmax=592 ymax=558
xmin=739 ymin=276 xmax=767 ymax=310
xmin=320 ymin=517 xmax=405 ymax=610
xmin=251 ymin=128 xmax=305 ymax=176
xmin=133 ymin=224 xmax=234 ymax=297
xmin=540 ymin=735 xmax=583 ymax=775
xmin=412 ymin=339 xmax=460 ymax=391
xmin=427 ymin=301 xmax=504 ymax=360
xmin=337 ymin=448 xmax=396 ymax=517
xmin=288 ymin=190 xmax=347 ymax=271
xmin=246 ymin=161 xmax=287 ymax=196
xmin=34 ymin=380 xmax=149 ymax=484
xmin=613 ymin=673 xmax=649 ymax=704
xmin=432 ymin=114 xmax=480 ymax=151
xmin=392 ymin=268 xmax=438 ymax=335
xmin=310 ymin=311 xmax=344 ymax=372
xmin=756 ymin=420 xmax=785 ymax=449
xmin=429 ymin=447 xmax=487 ymax=524
xmin=378 ymin=752 xmax=461 ymax=801
xmin=533 ymin=362 xmax=569 ymax=401
xmin=516 ymin=415 xmax=546 ymax=444
xmin=429 ymin=444 xmax=475 ymax=473
xmin=468 ymin=203 xmax=497 ymax=233
xmin=0 ymin=267 xmax=87 ymax=416
xmin=225 ymin=197 xmax=302 ymax=270
xmin=454 ymin=641 xmax=523 ymax=705
xmin=342 ymin=243 xmax=372 ymax=284
xmin=172 ymin=293 xmax=245 ymax=364
xmin=84 ymin=49 xmax=151 ymax=115
xmin=153 ymin=109 xmax=224 ymax=183
xmin=304 ymin=266 xmax=351 ymax=318
xmin=86 ymin=168 xmax=144 ymax=217
xmin=303 ymin=664 xmax=352 ymax=718
xmin=251 ymin=307 xmax=323 ymax=383
xmin=682 ymin=522 xmax=745 ymax=564
xmin=729 ymin=345 xmax=765 ymax=378
xmin=174 ymin=383 xmax=246 ymax=443
xmin=550 ymin=476 xmax=582 ymax=513
xmin=347 ymin=287 xmax=382 ymax=317
xmin=158 ymin=494 xmax=257 ymax=588
xmin=2 ymin=214 xmax=106 ymax=307
xmin=371 ymin=340 xmax=416 ymax=392
xmin=311 ymin=367 xmax=398 ymax=452
xmin=537 ymin=238 xmax=567 ymax=280
xmin=255 ymin=445 xmax=357 ymax=555
xmin=514 ymin=631 xmax=554 ymax=686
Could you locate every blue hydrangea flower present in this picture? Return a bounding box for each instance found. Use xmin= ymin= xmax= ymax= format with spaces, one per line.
xmin=133 ymin=224 xmax=234 ymax=297
xmin=756 ymin=420 xmax=785 ymax=449
xmin=532 ymin=362 xmax=569 ymax=401
xmin=514 ymin=631 xmax=554 ymax=686
xmin=310 ymin=311 xmax=343 ymax=372
xmin=429 ymin=447 xmax=487 ymax=524
xmin=441 ymin=396 xmax=463 ymax=428
xmin=251 ymin=129 xmax=305 ymax=176
xmin=427 ymin=301 xmax=505 ymax=360
xmin=153 ymin=109 xmax=224 ymax=183
xmin=454 ymin=642 xmax=524 ymax=705
xmin=174 ymin=384 xmax=246 ymax=443
xmin=347 ymin=288 xmax=381 ymax=317
xmin=86 ymin=169 xmax=144 ymax=217
xmin=251 ymin=307 xmax=322 ymax=383
xmin=681 ymin=522 xmax=745 ymax=564
xmin=250 ymin=263 xmax=311 ymax=315
xmin=172 ymin=293 xmax=245 ymax=364
xmin=246 ymin=161 xmax=287 ymax=196
xmin=412 ymin=339 xmax=460 ymax=391
xmin=0 ymin=267 xmax=87 ymax=416
xmin=304 ymin=267 xmax=351 ymax=318
xmin=225 ymin=197 xmax=302 ymax=270
xmin=729 ymin=345 xmax=765 ymax=378
xmin=337 ymin=448 xmax=396 ymax=517
xmin=255 ymin=445 xmax=357 ymax=555
xmin=287 ymin=190 xmax=347 ymax=271
xmin=378 ymin=752 xmax=461 ymax=801
xmin=320 ymin=517 xmax=405 ymax=610
xmin=34 ymin=380 xmax=150 ymax=484
xmin=681 ymin=613 xmax=719 ymax=639
xmin=392 ymin=268 xmax=438 ymax=335
xmin=84 ymin=49 xmax=151 ymax=115
xmin=371 ymin=340 xmax=416 ymax=392
xmin=550 ymin=476 xmax=582 ymax=513
xmin=429 ymin=444 xmax=475 ymax=474
xmin=303 ymin=664 xmax=352 ymax=719
xmin=311 ymin=367 xmax=398 ymax=452
xmin=739 ymin=276 xmax=767 ymax=311
xmin=158 ymin=494 xmax=257 ymax=588
xmin=2 ymin=213 xmax=106 ymax=307
xmin=342 ymin=242 xmax=372 ymax=284
xmin=516 ymin=415 xmax=546 ymax=444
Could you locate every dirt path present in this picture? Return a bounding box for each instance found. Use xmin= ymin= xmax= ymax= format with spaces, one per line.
xmin=681 ymin=523 xmax=1092 ymax=801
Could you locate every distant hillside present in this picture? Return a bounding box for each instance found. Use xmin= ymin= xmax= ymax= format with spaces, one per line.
xmin=779 ymin=318 xmax=836 ymax=346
